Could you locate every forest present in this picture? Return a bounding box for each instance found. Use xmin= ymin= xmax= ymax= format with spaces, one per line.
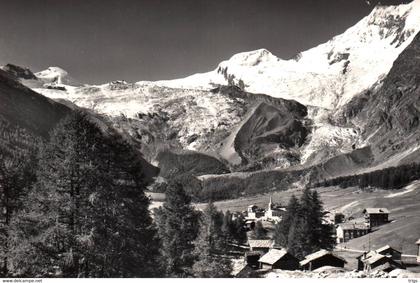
xmin=0 ymin=112 xmax=246 ymax=278
xmin=312 ymin=163 xmax=420 ymax=190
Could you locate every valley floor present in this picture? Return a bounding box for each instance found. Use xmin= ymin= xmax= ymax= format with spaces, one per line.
xmin=150 ymin=182 xmax=420 ymax=277
xmin=198 ymin=182 xmax=420 ymax=255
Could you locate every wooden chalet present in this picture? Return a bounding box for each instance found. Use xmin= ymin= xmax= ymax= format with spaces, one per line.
xmin=363 ymin=208 xmax=389 ymax=227
xmin=300 ymin=249 xmax=347 ymax=271
xmin=245 ymin=251 xmax=264 ymax=269
xmin=357 ymin=251 xmax=404 ymax=272
xmin=258 ymin=248 xmax=299 ymax=270
xmin=248 ymin=239 xmax=274 ymax=253
xmin=376 ymin=245 xmax=402 ymax=260
xmin=336 ymin=223 xmax=370 ymax=243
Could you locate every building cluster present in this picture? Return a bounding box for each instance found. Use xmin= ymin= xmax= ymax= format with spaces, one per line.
xmin=245 ymin=197 xmax=285 ymax=226
xmin=357 ymin=245 xmax=404 ymax=272
xmin=335 ymin=207 xmax=390 ymax=243
xmin=243 ymin=239 xmax=346 ymax=273
xmin=237 ymin=202 xmax=420 ymax=277
xmin=241 ymin=239 xmax=420 ymax=275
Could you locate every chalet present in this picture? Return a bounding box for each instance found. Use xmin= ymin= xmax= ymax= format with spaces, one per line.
xmin=300 ymin=249 xmax=347 ymax=271
xmin=247 ymin=205 xmax=265 ymax=219
xmin=363 ymin=208 xmax=389 ymax=227
xmin=357 ymin=251 xmax=404 ymax=272
xmin=336 ymin=223 xmax=370 ymax=243
xmin=245 ymin=251 xmax=264 ymax=269
xmin=416 ymin=239 xmax=420 ymax=263
xmin=376 ymin=245 xmax=402 ymax=260
xmin=248 ymin=239 xmax=274 ymax=254
xmin=258 ymin=249 xmax=300 ymax=270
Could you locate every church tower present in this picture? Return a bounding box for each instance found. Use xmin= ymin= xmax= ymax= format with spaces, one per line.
xmin=265 ymin=196 xmax=273 ymax=218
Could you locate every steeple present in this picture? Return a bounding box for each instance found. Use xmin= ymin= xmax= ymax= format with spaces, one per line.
xmin=268 ymin=196 xmax=273 ymax=211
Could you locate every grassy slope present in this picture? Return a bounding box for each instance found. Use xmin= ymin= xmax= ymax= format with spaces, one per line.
xmin=203 ymin=181 xmax=420 ymax=256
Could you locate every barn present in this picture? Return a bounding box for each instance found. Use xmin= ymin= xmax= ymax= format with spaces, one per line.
xmin=357 ymin=246 xmax=404 ymax=271
xmin=300 ymin=250 xmax=347 ymax=271
xmin=258 ymin=249 xmax=299 ymax=270
xmin=376 ymin=245 xmax=402 ymax=260
xmin=248 ymin=239 xmax=274 ymax=254
xmin=336 ymin=223 xmax=370 ymax=243
xmin=358 ymin=251 xmax=404 ymax=272
xmin=245 ymin=251 xmax=263 ymax=269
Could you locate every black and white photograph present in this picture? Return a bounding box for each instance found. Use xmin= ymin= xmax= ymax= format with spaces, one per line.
xmin=0 ymin=0 xmax=420 ymax=280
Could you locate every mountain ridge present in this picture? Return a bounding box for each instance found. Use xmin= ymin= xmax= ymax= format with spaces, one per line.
xmin=2 ymin=1 xmax=420 ymax=201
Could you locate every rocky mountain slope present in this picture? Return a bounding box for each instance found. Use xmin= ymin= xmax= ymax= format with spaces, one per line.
xmin=3 ymin=1 xmax=420 ymax=200
xmin=0 ymin=68 xmax=158 ymax=181
xmin=337 ymin=30 xmax=420 ymax=172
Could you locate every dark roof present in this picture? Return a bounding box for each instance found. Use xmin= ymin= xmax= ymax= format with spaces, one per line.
xmin=376 ymin=245 xmax=401 ymax=254
xmin=356 ymin=251 xmax=377 ymax=260
xmin=363 ymin=208 xmax=390 ymax=214
xmin=300 ymin=249 xmax=347 ymax=266
xmin=245 ymin=251 xmax=264 ymax=257
xmin=357 ymin=246 xmax=402 ymax=259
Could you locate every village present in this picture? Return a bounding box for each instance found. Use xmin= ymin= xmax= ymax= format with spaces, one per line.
xmin=232 ymin=197 xmax=420 ymax=278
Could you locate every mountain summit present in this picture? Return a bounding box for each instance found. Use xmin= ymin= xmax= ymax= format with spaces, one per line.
xmin=7 ymin=0 xmax=420 ymax=192
xmin=154 ymin=1 xmax=420 ymax=109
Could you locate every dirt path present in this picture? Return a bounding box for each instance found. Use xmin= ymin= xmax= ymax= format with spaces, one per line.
xmin=385 ymin=180 xmax=420 ymax=198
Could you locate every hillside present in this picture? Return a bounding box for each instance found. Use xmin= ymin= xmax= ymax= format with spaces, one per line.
xmin=0 ymin=69 xmax=158 ymax=182
xmin=3 ymin=1 xmax=419 ymax=202
xmin=0 ymin=68 xmax=72 ymax=138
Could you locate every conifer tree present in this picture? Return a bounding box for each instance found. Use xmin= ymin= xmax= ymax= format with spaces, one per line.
xmin=0 ymin=157 xmax=36 ymax=276
xmin=273 ymin=194 xmax=300 ymax=247
xmin=155 ymin=181 xmax=199 ymax=277
xmin=9 ymin=112 xmax=160 ymax=277
xmin=273 ymin=189 xmax=335 ymax=259
xmin=191 ymin=202 xmax=231 ymax=277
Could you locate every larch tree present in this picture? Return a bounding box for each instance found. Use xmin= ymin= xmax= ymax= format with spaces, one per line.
xmin=8 ymin=112 xmax=160 ymax=277
xmin=154 ymin=181 xmax=199 ymax=277
xmin=273 ymin=194 xmax=300 ymax=247
xmin=273 ymin=189 xmax=335 ymax=259
xmin=192 ymin=201 xmax=231 ymax=278
xmin=0 ymin=156 xmax=36 ymax=276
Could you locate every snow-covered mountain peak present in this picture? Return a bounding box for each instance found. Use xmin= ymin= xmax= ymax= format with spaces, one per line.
xmin=150 ymin=0 xmax=420 ymax=109
xmin=220 ymin=48 xmax=279 ymax=67
xmin=35 ymin=66 xmax=81 ymax=86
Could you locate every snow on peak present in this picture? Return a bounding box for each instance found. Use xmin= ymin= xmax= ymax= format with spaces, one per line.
xmin=149 ymin=0 xmax=420 ymax=109
xmin=35 ymin=66 xmax=81 ymax=86
xmin=221 ymin=48 xmax=279 ymax=67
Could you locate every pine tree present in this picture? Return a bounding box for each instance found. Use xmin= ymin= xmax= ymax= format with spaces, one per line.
xmin=191 ymin=202 xmax=231 ymax=278
xmin=287 ymin=217 xmax=308 ymax=260
xmin=273 ymin=190 xmax=335 ymax=259
xmin=9 ymin=112 xmax=160 ymax=277
xmin=221 ymin=210 xmax=232 ymax=244
xmin=0 ymin=156 xmax=36 ymax=276
xmin=273 ymin=194 xmax=300 ymax=247
xmin=155 ymin=181 xmax=199 ymax=277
